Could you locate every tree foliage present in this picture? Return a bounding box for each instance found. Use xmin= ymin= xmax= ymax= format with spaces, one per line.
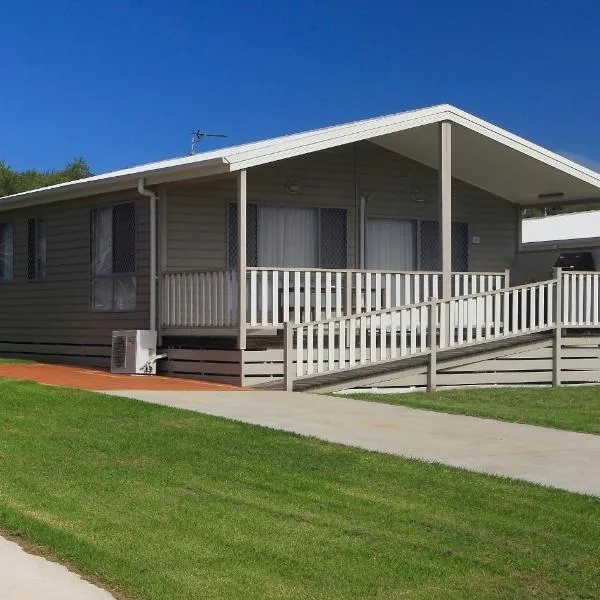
xmin=0 ymin=158 xmax=92 ymax=197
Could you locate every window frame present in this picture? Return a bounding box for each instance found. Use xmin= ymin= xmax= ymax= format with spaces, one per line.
xmin=364 ymin=213 xmax=470 ymax=272
xmin=418 ymin=219 xmax=470 ymax=272
xmin=90 ymin=201 xmax=137 ymax=312
xmin=0 ymin=222 xmax=14 ymax=284
xmin=365 ymin=217 xmax=418 ymax=270
xmin=227 ymin=201 xmax=349 ymax=269
xmin=27 ymin=217 xmax=47 ymax=281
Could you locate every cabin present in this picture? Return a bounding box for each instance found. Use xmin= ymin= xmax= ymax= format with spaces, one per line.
xmin=2 ymin=104 xmax=600 ymax=390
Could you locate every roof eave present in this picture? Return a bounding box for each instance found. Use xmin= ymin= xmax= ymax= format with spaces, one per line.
xmin=0 ymin=157 xmax=231 ymax=211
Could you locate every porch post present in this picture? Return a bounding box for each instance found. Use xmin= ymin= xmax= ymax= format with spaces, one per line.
xmin=237 ymin=170 xmax=247 ymax=350
xmin=438 ymin=121 xmax=452 ymax=298
xmin=553 ymin=267 xmax=562 ymax=387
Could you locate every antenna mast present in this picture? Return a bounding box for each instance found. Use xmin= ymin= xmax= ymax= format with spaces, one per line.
xmin=190 ymin=130 xmax=228 ymax=154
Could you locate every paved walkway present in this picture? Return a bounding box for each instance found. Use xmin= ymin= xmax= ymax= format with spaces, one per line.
xmin=106 ymin=390 xmax=600 ymax=496
xmin=0 ymin=537 xmax=115 ymax=599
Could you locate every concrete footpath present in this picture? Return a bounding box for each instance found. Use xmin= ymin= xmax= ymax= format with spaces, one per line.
xmin=106 ymin=390 xmax=600 ymax=497
xmin=0 ymin=536 xmax=115 ymax=600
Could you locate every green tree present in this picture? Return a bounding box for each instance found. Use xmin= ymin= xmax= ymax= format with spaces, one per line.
xmin=0 ymin=158 xmax=92 ymax=197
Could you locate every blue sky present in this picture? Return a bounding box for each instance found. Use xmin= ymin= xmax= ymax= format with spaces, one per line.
xmin=2 ymin=0 xmax=600 ymax=174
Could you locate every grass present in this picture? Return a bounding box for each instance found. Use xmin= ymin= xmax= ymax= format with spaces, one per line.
xmin=0 ymin=380 xmax=599 ymax=599
xmin=0 ymin=357 xmax=35 ymax=364
xmin=345 ymin=387 xmax=600 ymax=435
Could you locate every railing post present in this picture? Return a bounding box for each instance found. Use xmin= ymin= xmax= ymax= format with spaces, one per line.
xmin=284 ymin=321 xmax=295 ymax=392
xmin=427 ymin=298 xmax=438 ymax=392
xmin=504 ymin=268 xmax=510 ymax=289
xmin=553 ymin=267 xmax=562 ymax=387
xmin=345 ymin=271 xmax=352 ymax=316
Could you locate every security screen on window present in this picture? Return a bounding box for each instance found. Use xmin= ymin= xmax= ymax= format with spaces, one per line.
xmin=227 ymin=203 xmax=347 ymax=269
xmin=0 ymin=223 xmax=13 ymax=283
xmin=91 ymin=203 xmax=136 ymax=311
xmin=27 ymin=218 xmax=47 ymax=280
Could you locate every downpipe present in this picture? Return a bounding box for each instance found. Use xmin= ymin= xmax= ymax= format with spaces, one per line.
xmin=137 ymin=178 xmax=157 ymax=333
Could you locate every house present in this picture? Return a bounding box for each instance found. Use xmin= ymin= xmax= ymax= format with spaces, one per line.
xmin=1 ymin=104 xmax=600 ymax=390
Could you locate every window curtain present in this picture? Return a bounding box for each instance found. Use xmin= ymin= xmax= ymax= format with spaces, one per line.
xmin=366 ymin=218 xmax=415 ymax=270
xmin=91 ymin=204 xmax=136 ymax=311
xmin=258 ymin=206 xmax=318 ymax=268
xmin=92 ymin=207 xmax=113 ymax=275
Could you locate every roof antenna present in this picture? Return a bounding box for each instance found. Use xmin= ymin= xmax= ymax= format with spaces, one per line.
xmin=190 ymin=130 xmax=228 ymax=155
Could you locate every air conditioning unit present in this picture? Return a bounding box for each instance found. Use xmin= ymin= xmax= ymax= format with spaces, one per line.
xmin=111 ymin=330 xmax=158 ymax=375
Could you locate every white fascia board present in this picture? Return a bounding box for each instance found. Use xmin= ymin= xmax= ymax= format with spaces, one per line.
xmin=226 ymin=106 xmax=451 ymax=171
xmin=227 ymin=104 xmax=600 ymax=193
xmin=446 ymin=107 xmax=600 ymax=188
xmin=0 ymin=157 xmax=230 ymax=210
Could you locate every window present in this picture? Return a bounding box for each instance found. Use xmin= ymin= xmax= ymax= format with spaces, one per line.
xmin=365 ymin=218 xmax=469 ymax=271
xmin=27 ymin=218 xmax=47 ymax=280
xmin=91 ymin=203 xmax=136 ymax=311
xmin=366 ymin=218 xmax=416 ymax=270
xmin=0 ymin=223 xmax=13 ymax=283
xmin=419 ymin=220 xmax=469 ymax=271
xmin=228 ymin=203 xmax=347 ymax=269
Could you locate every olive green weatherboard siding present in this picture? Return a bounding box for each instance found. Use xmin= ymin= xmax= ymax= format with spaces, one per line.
xmin=164 ymin=142 xmax=517 ymax=273
xmin=0 ymin=192 xmax=150 ymax=351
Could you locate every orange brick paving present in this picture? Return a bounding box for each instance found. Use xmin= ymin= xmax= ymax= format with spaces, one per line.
xmin=0 ymin=364 xmax=241 ymax=391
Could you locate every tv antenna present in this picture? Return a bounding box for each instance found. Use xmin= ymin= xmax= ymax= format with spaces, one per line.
xmin=190 ymin=130 xmax=227 ymax=154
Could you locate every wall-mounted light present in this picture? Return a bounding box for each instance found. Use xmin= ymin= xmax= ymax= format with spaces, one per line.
xmin=537 ymin=192 xmax=564 ymax=201
xmin=286 ymin=181 xmax=302 ymax=194
xmin=412 ymin=190 xmax=426 ymax=202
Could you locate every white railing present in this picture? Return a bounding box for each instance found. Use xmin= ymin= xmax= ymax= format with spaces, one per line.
xmin=162 ymin=270 xmax=238 ymax=328
xmin=246 ymin=268 xmax=509 ymax=327
xmin=562 ymin=271 xmax=600 ymax=327
xmin=161 ymin=268 xmax=509 ymax=329
xmin=284 ymin=278 xmax=556 ymax=386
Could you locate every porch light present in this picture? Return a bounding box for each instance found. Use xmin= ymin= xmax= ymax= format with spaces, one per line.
xmin=412 ymin=190 xmax=426 ymax=202
xmin=286 ymin=181 xmax=302 ymax=194
xmin=537 ymin=192 xmax=564 ymax=201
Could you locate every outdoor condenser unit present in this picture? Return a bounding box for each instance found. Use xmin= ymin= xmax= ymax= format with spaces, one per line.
xmin=111 ymin=330 xmax=158 ymax=375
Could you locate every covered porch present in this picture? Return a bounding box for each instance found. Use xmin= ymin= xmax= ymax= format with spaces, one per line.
xmin=160 ymin=267 xmax=509 ymax=335
xmin=156 ymin=115 xmax=600 ymax=348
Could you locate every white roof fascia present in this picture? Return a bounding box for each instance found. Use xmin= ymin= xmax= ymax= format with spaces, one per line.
xmin=3 ymin=103 xmax=600 ymax=209
xmin=225 ymin=106 xmax=450 ymax=171
xmin=445 ymin=107 xmax=600 ymax=188
xmin=0 ymin=156 xmax=230 ymax=210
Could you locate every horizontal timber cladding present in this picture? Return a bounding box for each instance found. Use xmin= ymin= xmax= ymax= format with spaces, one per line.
xmin=0 ymin=191 xmax=150 ymax=351
xmin=0 ymin=341 xmax=111 ymax=368
xmin=339 ymin=335 xmax=600 ymax=391
xmin=164 ymin=141 xmax=517 ymax=273
xmin=157 ymin=346 xmax=286 ymax=387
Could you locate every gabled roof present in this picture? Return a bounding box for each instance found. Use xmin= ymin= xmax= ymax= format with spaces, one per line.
xmin=2 ymin=104 xmax=600 ymax=209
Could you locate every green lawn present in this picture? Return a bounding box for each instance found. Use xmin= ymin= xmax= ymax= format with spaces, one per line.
xmin=0 ymin=357 xmax=34 ymax=364
xmin=1 ymin=380 xmax=599 ymax=599
xmin=346 ymin=387 xmax=600 ymax=435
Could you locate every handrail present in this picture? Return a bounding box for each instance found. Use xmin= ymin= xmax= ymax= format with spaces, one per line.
xmin=286 ymin=278 xmax=556 ymax=330
xmin=284 ymin=278 xmax=559 ymax=388
xmin=163 ymin=267 xmax=508 ymax=277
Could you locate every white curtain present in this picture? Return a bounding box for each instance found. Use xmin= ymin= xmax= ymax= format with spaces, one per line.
xmin=366 ymin=218 xmax=415 ymax=270
xmin=258 ymin=206 xmax=318 ymax=268
xmin=92 ymin=207 xmax=113 ymax=275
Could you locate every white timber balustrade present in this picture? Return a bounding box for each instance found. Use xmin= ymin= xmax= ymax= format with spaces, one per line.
xmin=245 ymin=268 xmax=508 ymax=328
xmin=162 ymin=268 xmax=509 ymax=329
xmin=162 ymin=270 xmax=238 ymax=328
xmin=284 ymin=278 xmax=556 ymax=388
xmin=562 ymin=271 xmax=600 ymax=327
